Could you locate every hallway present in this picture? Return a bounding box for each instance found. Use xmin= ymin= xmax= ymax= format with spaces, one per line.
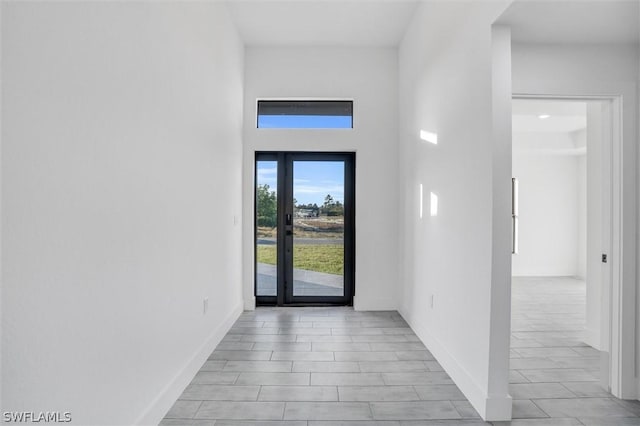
xmin=506 ymin=277 xmax=640 ymax=424
xmin=161 ymin=308 xmax=482 ymax=424
xmin=161 ymin=280 xmax=640 ymax=425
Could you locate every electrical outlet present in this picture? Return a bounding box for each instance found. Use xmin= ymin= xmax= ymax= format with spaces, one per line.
xmin=203 ymin=297 xmax=209 ymax=315
xmin=430 ymin=294 xmax=434 ymax=309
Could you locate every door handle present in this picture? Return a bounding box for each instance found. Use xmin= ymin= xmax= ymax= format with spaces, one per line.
xmin=285 ymin=214 xmax=292 ymax=226
xmin=512 ymin=178 xmax=519 ymax=254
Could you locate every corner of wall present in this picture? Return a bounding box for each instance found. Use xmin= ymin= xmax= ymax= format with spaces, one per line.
xmin=404 ymin=313 xmax=512 ymax=421
xmin=135 ymin=302 xmax=243 ymax=426
xmin=244 ymin=297 xmax=256 ymax=311
xmin=353 ymin=295 xmax=397 ymax=312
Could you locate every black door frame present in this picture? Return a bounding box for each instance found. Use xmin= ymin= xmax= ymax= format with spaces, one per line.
xmin=255 ymin=151 xmax=355 ymax=306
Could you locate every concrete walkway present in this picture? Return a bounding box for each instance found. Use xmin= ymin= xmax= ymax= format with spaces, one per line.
xmin=257 ymin=263 xmax=344 ymax=297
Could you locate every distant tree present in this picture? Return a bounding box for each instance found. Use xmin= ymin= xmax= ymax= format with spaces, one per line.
xmin=256 ymin=184 xmax=277 ymax=227
xmin=322 ymin=194 xmax=344 ymax=217
xmin=323 ymin=194 xmax=334 ymax=208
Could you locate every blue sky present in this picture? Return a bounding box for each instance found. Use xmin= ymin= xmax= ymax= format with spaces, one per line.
xmin=257 ymin=161 xmax=344 ymax=206
xmin=257 ymin=115 xmax=352 ymax=129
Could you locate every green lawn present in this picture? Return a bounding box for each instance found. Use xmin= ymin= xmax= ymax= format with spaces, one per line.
xmin=257 ymin=244 xmax=344 ymax=275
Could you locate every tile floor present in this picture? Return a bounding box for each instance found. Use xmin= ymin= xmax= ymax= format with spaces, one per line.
xmin=496 ymin=276 xmax=640 ymax=426
xmin=161 ymin=277 xmax=640 ymax=425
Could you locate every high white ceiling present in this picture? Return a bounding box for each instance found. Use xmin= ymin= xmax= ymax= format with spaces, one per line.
xmin=228 ymin=1 xmax=639 ymax=47
xmin=227 ymin=0 xmax=419 ymax=47
xmin=497 ymin=0 xmax=639 ymax=44
xmin=512 ymin=99 xmax=587 ymax=133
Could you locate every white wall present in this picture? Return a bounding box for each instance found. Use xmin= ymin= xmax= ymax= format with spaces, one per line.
xmin=584 ymin=102 xmax=605 ymax=350
xmin=512 ymin=133 xmax=582 ymax=277
xmin=577 ymin=130 xmax=587 ymax=279
xmin=398 ymin=2 xmax=512 ymax=420
xmin=1 ymin=3 xmax=244 ymax=424
xmin=512 ymin=42 xmax=638 ymax=398
xmin=241 ymin=47 xmax=399 ymax=311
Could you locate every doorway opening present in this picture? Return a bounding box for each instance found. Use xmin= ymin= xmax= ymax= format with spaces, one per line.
xmin=254 ymin=152 xmax=355 ymax=306
xmin=510 ymin=98 xmax=614 ymax=403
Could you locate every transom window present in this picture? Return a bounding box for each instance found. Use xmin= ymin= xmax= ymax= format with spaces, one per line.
xmin=257 ymin=100 xmax=353 ymax=129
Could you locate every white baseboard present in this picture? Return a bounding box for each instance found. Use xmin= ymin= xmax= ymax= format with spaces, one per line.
xmin=244 ymin=296 xmax=256 ymax=311
xmin=136 ymin=302 xmax=243 ymax=425
xmin=583 ymin=327 xmax=602 ymax=351
xmin=399 ymin=307 xmax=512 ymax=421
xmin=353 ymin=295 xmax=397 ymax=311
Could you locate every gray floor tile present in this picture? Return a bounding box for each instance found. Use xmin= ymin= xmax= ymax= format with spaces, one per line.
xmin=311 ymin=372 xmax=385 ymax=386
xmin=218 ymin=342 xmax=255 ymax=351
xmin=518 ymin=369 xmax=597 ymax=383
xmin=159 ymin=420 xmax=216 ymax=426
xmin=414 ymin=385 xmax=465 ymax=401
xmin=210 ymin=351 xmax=273 ymax=361
xmin=266 ymin=321 xmax=313 ymax=328
xmin=382 ymin=372 xmax=453 ymax=386
xmin=570 ymin=347 xmax=601 ymax=357
xmin=284 ymin=402 xmax=373 ymax=420
xmin=371 ymin=401 xmax=461 ymax=420
xmin=509 ymin=383 xmax=575 ymax=399
xmin=424 ymin=361 xmax=444 ymax=372
xmin=180 ymin=385 xmax=260 ymax=401
xmin=159 ymin=420 xmax=196 ymax=425
xmin=230 ymin=328 xmax=280 ymax=335
xmin=192 ymin=372 xmax=240 ymax=385
xmin=350 ymin=335 xmax=414 ymax=343
xmin=309 ymin=422 xmax=400 ymax=426
xmin=396 ymin=351 xmax=435 ymax=361
xmin=200 ymin=360 xmax=228 ymax=371
xmin=335 ymin=352 xmax=399 ymax=361
xmin=612 ymin=399 xmax=640 ymax=416
xmin=215 ymin=421 xmax=306 ymax=426
xmin=162 ymin=282 xmax=629 ymax=426
xmin=280 ymin=328 xmax=332 ymax=335
xmin=514 ymin=348 xmax=581 ymax=358
xmin=224 ymin=361 xmax=293 ymax=372
xmin=510 ymin=339 xmax=544 ymax=349
xmin=236 ymin=372 xmax=310 ymax=386
xmin=399 ymin=422 xmax=488 ymax=426
xmin=338 ymin=386 xmax=420 ymax=401
xmin=331 ymin=328 xmax=385 ymax=335
xmin=381 ymin=328 xmax=415 ymax=335
xmin=241 ymin=335 xmax=298 ymax=343
xmin=509 ymin=358 xmax=560 ymax=370
xmin=560 ymin=382 xmax=610 ymax=397
xmin=259 ymin=385 xmax=338 ymax=402
xmin=292 ymin=361 xmax=360 ymax=373
xmin=451 ymin=401 xmax=481 ymax=419
xmin=232 ymin=321 xmax=265 ymax=328
xmin=195 ymin=401 xmax=285 ymax=420
xmin=549 ymin=357 xmax=600 ymax=369
xmin=370 ymin=342 xmax=427 ymax=351
xmin=253 ymin=342 xmax=312 ymax=352
xmin=165 ymin=400 xmax=203 ymax=419
xmin=312 ymin=321 xmax=354 ymax=328
xmin=533 ymin=398 xmax=637 ymax=418
xmin=509 ymin=371 xmax=530 ymax=384
xmin=272 ymin=351 xmax=335 ymax=361
xmin=358 ymin=361 xmax=427 ymax=372
xmin=491 ymin=419 xmax=582 ymax=425
xmin=578 ymin=417 xmax=640 ymax=425
xmin=511 ymin=400 xmax=548 ymax=419
xmin=297 ymin=335 xmax=354 ymax=343
xmin=312 ymin=342 xmax=371 ymax=352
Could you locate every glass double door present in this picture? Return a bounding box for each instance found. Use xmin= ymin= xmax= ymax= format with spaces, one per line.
xmin=255 ymin=152 xmax=355 ymax=305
